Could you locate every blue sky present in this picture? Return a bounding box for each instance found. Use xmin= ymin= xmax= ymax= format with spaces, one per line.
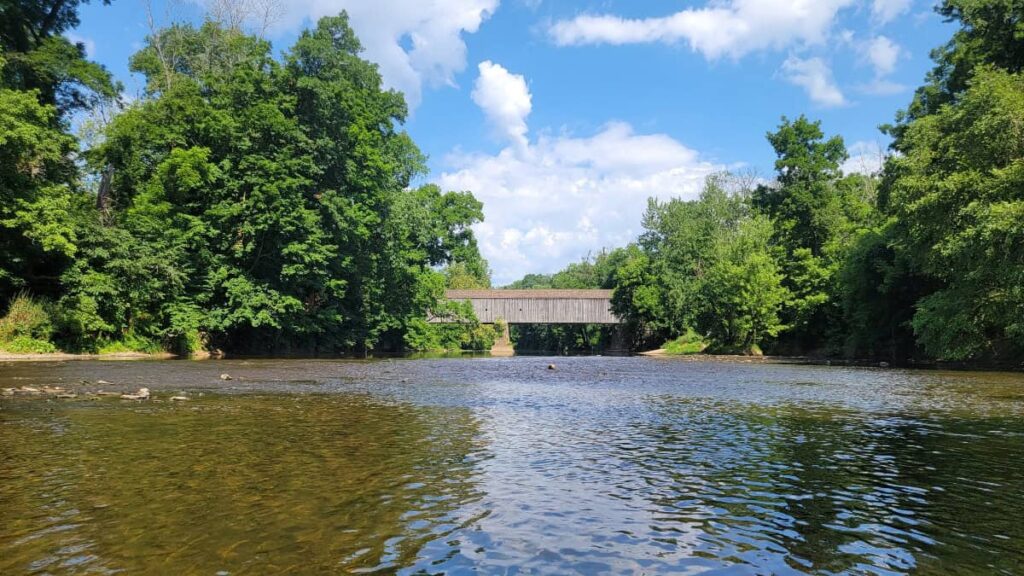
xmin=71 ymin=0 xmax=954 ymax=284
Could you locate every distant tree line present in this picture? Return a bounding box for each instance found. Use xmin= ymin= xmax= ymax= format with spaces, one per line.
xmin=506 ymin=0 xmax=1024 ymax=365
xmin=0 ymin=1 xmax=493 ymax=355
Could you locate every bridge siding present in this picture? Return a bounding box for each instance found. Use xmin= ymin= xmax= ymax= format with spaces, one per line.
xmin=438 ymin=290 xmax=620 ymax=324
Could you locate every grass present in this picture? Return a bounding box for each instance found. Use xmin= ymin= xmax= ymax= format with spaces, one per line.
xmin=0 ymin=335 xmax=57 ymax=354
xmin=662 ymin=329 xmax=708 ymax=355
xmin=97 ymin=334 xmax=164 ymax=355
xmin=0 ymin=293 xmax=59 ymax=354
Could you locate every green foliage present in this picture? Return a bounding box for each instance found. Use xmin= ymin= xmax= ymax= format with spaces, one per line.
xmin=882 ymin=67 xmax=1024 ymax=360
xmin=96 ymin=334 xmax=164 ymax=355
xmin=751 ymin=116 xmax=876 ymax=351
xmin=0 ymin=293 xmax=58 ymax=353
xmin=406 ymin=298 xmax=498 ymax=352
xmin=0 ymin=292 xmax=53 ymax=340
xmin=697 ymin=216 xmax=790 ymax=352
xmin=662 ymin=329 xmax=707 ymax=355
xmin=0 ymin=74 xmax=79 ymax=300
xmin=0 ymin=335 xmax=57 ymax=354
xmin=609 ymin=174 xmax=788 ymax=352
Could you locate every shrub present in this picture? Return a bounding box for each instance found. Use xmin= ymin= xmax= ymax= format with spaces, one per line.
xmin=0 ymin=294 xmax=58 ymax=353
xmin=1 ymin=335 xmax=57 ymax=354
xmin=97 ymin=333 xmax=164 ymax=354
xmin=662 ymin=328 xmax=707 ymax=355
xmin=0 ymin=293 xmax=54 ymax=341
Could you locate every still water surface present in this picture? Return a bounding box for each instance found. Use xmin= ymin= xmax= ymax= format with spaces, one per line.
xmin=1 ymin=357 xmax=1023 ymax=575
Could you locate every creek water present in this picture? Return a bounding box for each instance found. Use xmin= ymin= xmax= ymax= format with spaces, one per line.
xmin=1 ymin=357 xmax=1023 ymax=575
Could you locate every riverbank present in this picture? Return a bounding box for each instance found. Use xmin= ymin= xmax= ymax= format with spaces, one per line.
xmin=0 ymin=351 xmax=178 ymax=361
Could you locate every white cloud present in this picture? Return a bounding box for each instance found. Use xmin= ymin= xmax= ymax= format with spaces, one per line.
xmin=65 ymin=32 xmax=96 ymax=58
xmin=842 ymin=140 xmax=887 ymax=175
xmin=864 ymin=35 xmax=901 ymax=77
xmin=548 ymin=0 xmax=854 ymax=60
xmin=846 ymin=34 xmax=906 ymax=95
xmin=248 ymin=0 xmax=498 ymax=109
xmin=871 ymin=0 xmax=913 ymax=25
xmin=858 ymin=78 xmax=908 ymax=95
xmin=441 ymin=64 xmax=722 ymax=283
xmin=472 ymin=61 xmax=532 ymax=149
xmin=780 ymin=56 xmax=846 ymax=107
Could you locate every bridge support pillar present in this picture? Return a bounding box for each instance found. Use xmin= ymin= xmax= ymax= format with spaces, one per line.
xmin=605 ymin=325 xmax=630 ymax=356
xmin=490 ymin=321 xmax=514 ymax=356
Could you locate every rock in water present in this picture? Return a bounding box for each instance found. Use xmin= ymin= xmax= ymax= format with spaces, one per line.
xmin=548 ymin=364 xmax=557 ymax=371
xmin=170 ymin=396 xmax=189 ymax=402
xmin=219 ymin=373 xmax=232 ymax=381
xmin=121 ymin=387 xmax=150 ymax=401
xmin=1 ymin=388 xmax=14 ymax=396
xmin=56 ymin=393 xmax=77 ymax=399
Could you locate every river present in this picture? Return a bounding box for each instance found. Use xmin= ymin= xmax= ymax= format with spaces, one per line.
xmin=1 ymin=357 xmax=1022 ymax=574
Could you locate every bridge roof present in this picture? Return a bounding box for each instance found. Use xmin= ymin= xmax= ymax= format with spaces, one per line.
xmin=445 ymin=289 xmax=613 ymax=300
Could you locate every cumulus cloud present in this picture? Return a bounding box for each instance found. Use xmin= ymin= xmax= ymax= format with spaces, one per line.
xmin=226 ymin=0 xmax=498 ymax=109
xmin=841 ymin=140 xmax=887 ymax=175
xmin=472 ymin=61 xmax=532 ymax=149
xmin=548 ymin=0 xmax=854 ymax=60
xmin=780 ymin=56 xmax=846 ymax=107
xmin=440 ymin=63 xmax=722 ymax=284
xmin=865 ymin=35 xmax=901 ymax=77
xmin=849 ymin=34 xmax=907 ymax=95
xmin=871 ymin=0 xmax=913 ymax=25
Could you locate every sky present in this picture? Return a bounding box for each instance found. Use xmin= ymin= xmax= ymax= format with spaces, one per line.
xmin=72 ymin=0 xmax=955 ymax=285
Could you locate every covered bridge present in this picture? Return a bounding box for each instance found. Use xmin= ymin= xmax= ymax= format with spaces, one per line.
xmin=437 ymin=289 xmax=621 ymax=324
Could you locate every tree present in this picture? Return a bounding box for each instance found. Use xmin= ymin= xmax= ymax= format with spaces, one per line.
xmin=752 ymin=117 xmax=875 ymax=352
xmin=882 ymin=68 xmax=1024 ymax=361
xmin=697 ymin=216 xmax=790 ymax=353
xmin=870 ymin=0 xmax=1024 ymax=362
xmin=0 ymin=52 xmax=79 ymax=302
xmin=82 ymin=14 xmax=488 ymax=354
xmin=0 ymin=0 xmax=118 ymax=115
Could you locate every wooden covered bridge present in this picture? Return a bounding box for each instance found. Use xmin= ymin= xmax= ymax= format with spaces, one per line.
xmin=433 ymin=289 xmax=624 ymax=354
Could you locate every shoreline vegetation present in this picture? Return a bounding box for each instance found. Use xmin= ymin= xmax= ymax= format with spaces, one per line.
xmin=2 ymin=1 xmax=1023 ymax=369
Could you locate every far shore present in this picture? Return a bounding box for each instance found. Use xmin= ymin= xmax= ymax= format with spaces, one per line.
xmin=0 ymin=351 xmax=179 ymax=361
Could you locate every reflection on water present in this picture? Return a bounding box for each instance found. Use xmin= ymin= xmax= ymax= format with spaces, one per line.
xmin=1 ymin=357 xmax=1023 ymax=574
